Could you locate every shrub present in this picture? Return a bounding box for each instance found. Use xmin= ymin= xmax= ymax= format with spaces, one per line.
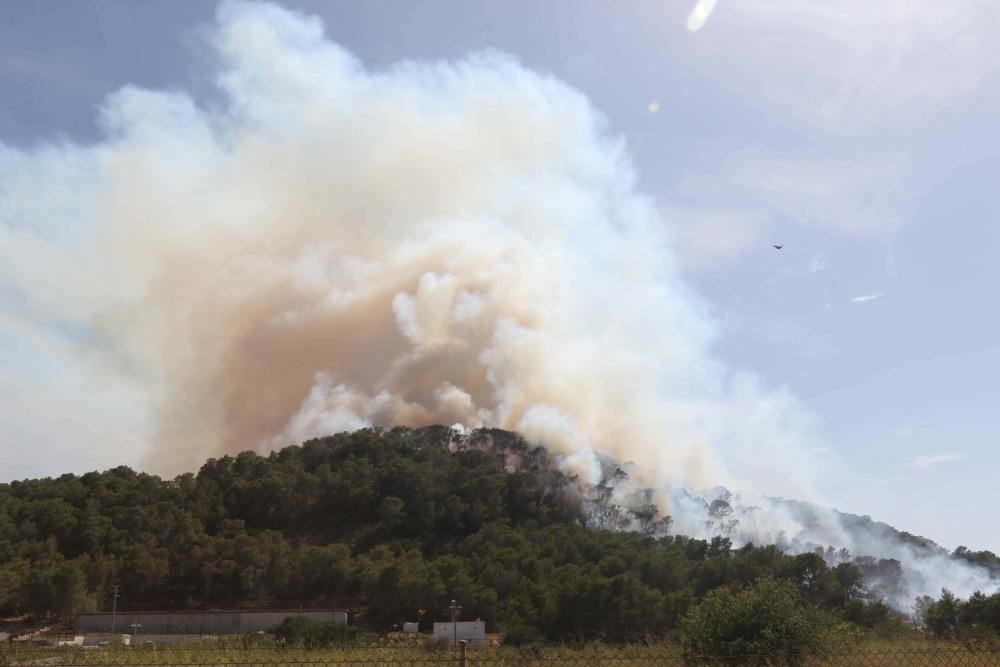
xmin=679 ymin=579 xmax=828 ymax=666
xmin=270 ymin=616 xmax=362 ymax=647
xmin=501 ymin=614 xmax=545 ymax=646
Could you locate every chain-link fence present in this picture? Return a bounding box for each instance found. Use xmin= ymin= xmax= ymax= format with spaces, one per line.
xmin=1 ymin=643 xmax=998 ymax=666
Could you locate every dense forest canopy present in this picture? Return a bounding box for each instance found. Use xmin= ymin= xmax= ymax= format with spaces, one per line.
xmin=1 ymin=426 xmax=997 ymax=642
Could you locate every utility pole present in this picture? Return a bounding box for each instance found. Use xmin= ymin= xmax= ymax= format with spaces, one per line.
xmin=449 ymin=600 xmax=462 ymax=647
xmin=111 ymin=585 xmax=120 ymax=634
xmin=414 ymin=609 xmax=426 ymax=645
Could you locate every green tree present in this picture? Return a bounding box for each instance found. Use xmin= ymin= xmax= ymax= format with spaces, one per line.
xmin=2 ymin=425 xmax=992 ymax=640
xmin=923 ymin=589 xmax=962 ymax=637
xmin=679 ymin=579 xmax=828 ymax=666
xmin=51 ymin=560 xmax=93 ymax=620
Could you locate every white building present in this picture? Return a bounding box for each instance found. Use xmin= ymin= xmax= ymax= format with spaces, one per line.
xmin=432 ymin=620 xmax=485 ymax=646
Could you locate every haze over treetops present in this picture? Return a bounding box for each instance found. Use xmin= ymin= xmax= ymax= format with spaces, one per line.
xmin=1 ymin=426 xmax=997 ymax=641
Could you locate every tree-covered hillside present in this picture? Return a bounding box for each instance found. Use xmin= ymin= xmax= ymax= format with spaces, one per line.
xmin=1 ymin=426 xmax=997 ymax=641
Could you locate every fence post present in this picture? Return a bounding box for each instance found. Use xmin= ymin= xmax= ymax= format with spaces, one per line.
xmin=458 ymin=639 xmax=467 ymax=667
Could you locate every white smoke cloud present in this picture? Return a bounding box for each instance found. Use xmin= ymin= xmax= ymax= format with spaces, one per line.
xmin=0 ymin=0 xmax=827 ymax=499
xmin=656 ymin=485 xmax=997 ymax=607
xmin=0 ymin=0 xmax=994 ymax=609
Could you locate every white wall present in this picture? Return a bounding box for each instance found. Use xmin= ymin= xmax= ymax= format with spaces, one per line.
xmin=432 ymin=621 xmax=485 ymax=645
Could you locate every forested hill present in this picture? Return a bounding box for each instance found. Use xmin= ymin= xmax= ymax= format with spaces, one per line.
xmin=1 ymin=426 xmax=998 ymax=642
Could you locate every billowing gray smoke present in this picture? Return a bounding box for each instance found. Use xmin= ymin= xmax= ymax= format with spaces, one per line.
xmin=0 ymin=1 xmax=824 ymax=493
xmin=664 ymin=486 xmax=998 ymax=610
xmin=0 ymin=1 xmax=994 ymax=610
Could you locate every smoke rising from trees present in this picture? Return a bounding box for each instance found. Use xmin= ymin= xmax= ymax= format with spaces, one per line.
xmin=1 ymin=1 xmax=995 ymax=608
xmin=1 ymin=1 xmax=823 ymax=494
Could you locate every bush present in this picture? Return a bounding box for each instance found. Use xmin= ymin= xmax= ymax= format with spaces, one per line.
xmin=270 ymin=616 xmax=362 ymax=647
xmin=501 ymin=614 xmax=545 ymax=646
xmin=679 ymin=579 xmax=828 ymax=666
xmin=422 ymin=638 xmax=452 ymax=652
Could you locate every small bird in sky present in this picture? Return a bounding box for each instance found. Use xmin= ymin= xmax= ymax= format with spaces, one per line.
xmin=773 ymin=244 xmax=783 ymax=250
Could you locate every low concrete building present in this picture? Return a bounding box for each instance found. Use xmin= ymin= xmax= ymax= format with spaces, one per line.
xmin=76 ymin=609 xmax=347 ymax=635
xmin=432 ymin=620 xmax=486 ymax=647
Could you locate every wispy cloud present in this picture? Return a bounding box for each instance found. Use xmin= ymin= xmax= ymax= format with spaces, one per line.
xmin=807 ymin=257 xmax=829 ymax=273
xmin=662 ymin=207 xmax=770 ymax=272
xmin=659 ymin=0 xmax=1000 ymax=269
xmin=711 ymin=2 xmax=1000 ymax=133
xmin=851 ymin=292 xmax=884 ymax=304
xmin=674 ymin=152 xmax=910 ymax=239
xmin=879 ymin=474 xmax=908 ymax=485
xmin=767 ymin=256 xmax=830 ymax=283
xmin=904 ymin=453 xmax=963 ymax=470
xmin=891 ymin=425 xmax=917 ymax=438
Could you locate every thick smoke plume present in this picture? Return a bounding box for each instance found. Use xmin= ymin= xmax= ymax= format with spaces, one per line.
xmin=0 ymin=1 xmax=994 ymax=609
xmin=0 ymin=1 xmax=823 ymax=494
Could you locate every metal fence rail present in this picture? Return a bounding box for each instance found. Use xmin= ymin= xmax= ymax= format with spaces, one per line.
xmin=1 ymin=643 xmax=998 ymax=667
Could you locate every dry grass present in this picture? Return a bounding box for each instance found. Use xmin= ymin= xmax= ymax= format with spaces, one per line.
xmin=0 ymin=640 xmax=997 ymax=666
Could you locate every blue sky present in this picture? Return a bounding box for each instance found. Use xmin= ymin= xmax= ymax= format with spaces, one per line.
xmin=1 ymin=1 xmax=998 ymax=552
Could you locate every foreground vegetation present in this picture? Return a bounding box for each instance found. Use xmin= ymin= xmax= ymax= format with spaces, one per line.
xmin=0 ymin=639 xmax=997 ymax=667
xmin=1 ymin=426 xmax=998 ymax=645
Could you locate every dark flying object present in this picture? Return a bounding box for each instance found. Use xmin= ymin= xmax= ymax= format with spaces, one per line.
xmin=773 ymin=244 xmax=783 ymax=250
